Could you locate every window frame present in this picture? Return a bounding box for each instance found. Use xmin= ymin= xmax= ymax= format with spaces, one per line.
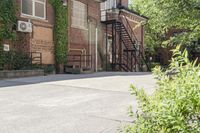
xmin=21 ymin=0 xmax=46 ymax=20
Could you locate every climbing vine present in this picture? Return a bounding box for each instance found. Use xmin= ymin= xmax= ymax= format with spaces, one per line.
xmin=0 ymin=0 xmax=17 ymax=70
xmin=0 ymin=0 xmax=17 ymax=42
xmin=49 ymin=0 xmax=68 ymax=65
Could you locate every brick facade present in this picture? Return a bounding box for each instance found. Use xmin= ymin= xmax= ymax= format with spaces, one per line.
xmin=7 ymin=0 xmax=146 ymax=71
xmin=14 ymin=0 xmax=55 ymax=64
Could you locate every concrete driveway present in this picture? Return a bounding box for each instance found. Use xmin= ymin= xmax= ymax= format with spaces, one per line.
xmin=0 ymin=72 xmax=156 ymax=133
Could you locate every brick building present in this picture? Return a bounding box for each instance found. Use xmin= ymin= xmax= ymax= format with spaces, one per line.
xmin=4 ymin=0 xmax=148 ymax=73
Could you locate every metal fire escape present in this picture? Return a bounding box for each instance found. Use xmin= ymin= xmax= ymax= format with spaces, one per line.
xmin=101 ymin=4 xmax=150 ymax=72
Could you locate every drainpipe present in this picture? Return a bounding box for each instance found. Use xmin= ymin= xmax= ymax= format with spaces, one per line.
xmin=89 ymin=23 xmax=92 ymax=68
xmin=95 ymin=28 xmax=98 ymax=72
xmin=88 ymin=16 xmax=98 ymax=72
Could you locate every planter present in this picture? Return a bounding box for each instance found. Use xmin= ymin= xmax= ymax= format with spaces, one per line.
xmin=56 ymin=64 xmax=64 ymax=74
xmin=0 ymin=69 xmax=44 ymax=79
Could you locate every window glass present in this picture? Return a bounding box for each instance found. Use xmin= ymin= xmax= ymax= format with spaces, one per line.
xmin=35 ymin=2 xmax=45 ymax=18
xmin=72 ymin=0 xmax=87 ymax=29
xmin=21 ymin=0 xmax=46 ymax=19
xmin=22 ymin=0 xmax=33 ymax=15
xmin=101 ymin=0 xmax=116 ymax=10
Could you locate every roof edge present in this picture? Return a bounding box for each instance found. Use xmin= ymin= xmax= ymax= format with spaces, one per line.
xmin=117 ymin=5 xmax=149 ymax=20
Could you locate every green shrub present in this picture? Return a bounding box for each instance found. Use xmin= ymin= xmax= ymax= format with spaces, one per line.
xmin=43 ymin=65 xmax=55 ymax=74
xmin=0 ymin=46 xmax=4 ymax=70
xmin=150 ymin=62 xmax=160 ymax=70
xmin=123 ymin=45 xmax=200 ymax=133
xmin=12 ymin=52 xmax=32 ymax=70
xmin=0 ymin=51 xmax=32 ymax=70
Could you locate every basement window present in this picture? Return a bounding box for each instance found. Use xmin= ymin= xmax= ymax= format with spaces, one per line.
xmin=71 ymin=0 xmax=87 ymax=29
xmin=21 ymin=0 xmax=46 ymax=19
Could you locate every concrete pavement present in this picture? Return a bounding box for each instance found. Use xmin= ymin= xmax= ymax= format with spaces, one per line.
xmin=0 ymin=72 xmax=156 ymax=133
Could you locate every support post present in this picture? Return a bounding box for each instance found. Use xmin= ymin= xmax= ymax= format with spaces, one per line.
xmin=119 ymin=23 xmax=122 ymax=71
xmin=114 ymin=22 xmax=117 ymax=70
xmin=112 ymin=24 xmax=114 ymax=71
xmin=106 ymin=24 xmax=108 ymax=71
xmin=131 ymin=51 xmax=133 ymax=71
xmin=89 ymin=23 xmax=92 ymax=69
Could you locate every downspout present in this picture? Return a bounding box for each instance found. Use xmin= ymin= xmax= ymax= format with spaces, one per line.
xmin=89 ymin=22 xmax=92 ymax=68
xmin=95 ymin=28 xmax=98 ymax=72
xmin=88 ymin=16 xmax=98 ymax=72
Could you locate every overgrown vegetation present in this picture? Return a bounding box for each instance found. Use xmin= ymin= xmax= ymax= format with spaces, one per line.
xmin=49 ymin=0 xmax=68 ymax=65
xmin=0 ymin=51 xmax=33 ymax=70
xmin=131 ymin=0 xmax=200 ymax=52
xmin=0 ymin=0 xmax=17 ymax=70
xmin=0 ymin=0 xmax=17 ymax=41
xmin=123 ymin=46 xmax=200 ymax=132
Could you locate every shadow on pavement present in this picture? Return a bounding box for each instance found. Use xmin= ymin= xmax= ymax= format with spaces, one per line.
xmin=0 ymin=72 xmax=152 ymax=88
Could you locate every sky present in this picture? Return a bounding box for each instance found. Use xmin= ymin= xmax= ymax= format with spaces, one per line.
xmin=128 ymin=0 xmax=133 ymax=5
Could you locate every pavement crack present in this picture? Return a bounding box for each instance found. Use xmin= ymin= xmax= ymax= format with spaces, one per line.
xmin=87 ymin=114 xmax=133 ymax=123
xmin=47 ymin=83 xmax=131 ymax=94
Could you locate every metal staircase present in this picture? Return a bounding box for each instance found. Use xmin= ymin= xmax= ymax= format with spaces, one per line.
xmin=101 ymin=8 xmax=150 ymax=72
xmin=115 ymin=21 xmax=137 ymax=71
xmin=113 ymin=12 xmax=150 ymax=72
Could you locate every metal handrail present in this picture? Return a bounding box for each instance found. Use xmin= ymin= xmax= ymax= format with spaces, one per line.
xmin=119 ymin=11 xmax=139 ymax=44
xmin=67 ymin=54 xmax=92 ymax=69
xmin=101 ymin=8 xmax=150 ymax=71
xmin=118 ymin=11 xmax=150 ymax=71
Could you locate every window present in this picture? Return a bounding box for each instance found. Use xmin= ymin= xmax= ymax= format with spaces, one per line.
xmin=71 ymin=0 xmax=87 ymax=29
xmin=100 ymin=0 xmax=116 ymax=10
xmin=21 ymin=0 xmax=46 ymax=19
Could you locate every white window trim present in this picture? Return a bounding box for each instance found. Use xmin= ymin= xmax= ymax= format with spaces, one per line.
xmin=21 ymin=0 xmax=46 ymax=20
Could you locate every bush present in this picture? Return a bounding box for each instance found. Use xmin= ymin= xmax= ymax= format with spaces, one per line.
xmin=43 ymin=65 xmax=55 ymax=74
xmin=0 ymin=51 xmax=32 ymax=70
xmin=12 ymin=52 xmax=32 ymax=70
xmin=149 ymin=62 xmax=161 ymax=71
xmin=123 ymin=45 xmax=200 ymax=133
xmin=0 ymin=45 xmax=4 ymax=70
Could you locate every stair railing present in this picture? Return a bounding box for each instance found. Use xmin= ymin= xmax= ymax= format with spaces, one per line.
xmin=119 ymin=12 xmax=138 ymax=47
xmin=118 ymin=14 xmax=140 ymax=69
xmin=118 ymin=11 xmax=150 ymax=71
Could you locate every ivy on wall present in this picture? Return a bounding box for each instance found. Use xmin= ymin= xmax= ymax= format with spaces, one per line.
xmin=0 ymin=0 xmax=17 ymax=70
xmin=0 ymin=0 xmax=17 ymax=42
xmin=49 ymin=0 xmax=68 ymax=65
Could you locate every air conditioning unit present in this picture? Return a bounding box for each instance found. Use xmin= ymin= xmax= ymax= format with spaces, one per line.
xmin=17 ymin=20 xmax=32 ymax=33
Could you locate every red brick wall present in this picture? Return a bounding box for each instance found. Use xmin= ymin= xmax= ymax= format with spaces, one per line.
xmin=121 ymin=0 xmax=129 ymax=7
xmin=15 ymin=0 xmax=55 ymax=65
xmin=11 ymin=0 xmax=146 ymax=70
xmin=68 ymin=0 xmax=103 ymax=70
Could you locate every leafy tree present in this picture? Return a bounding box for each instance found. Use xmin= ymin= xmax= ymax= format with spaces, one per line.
xmin=123 ymin=46 xmax=200 ymax=132
xmin=131 ymin=0 xmax=200 ymax=51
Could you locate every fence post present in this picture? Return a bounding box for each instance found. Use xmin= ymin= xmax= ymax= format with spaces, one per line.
xmin=40 ymin=53 xmax=42 ymax=66
xmin=30 ymin=52 xmax=33 ymax=69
